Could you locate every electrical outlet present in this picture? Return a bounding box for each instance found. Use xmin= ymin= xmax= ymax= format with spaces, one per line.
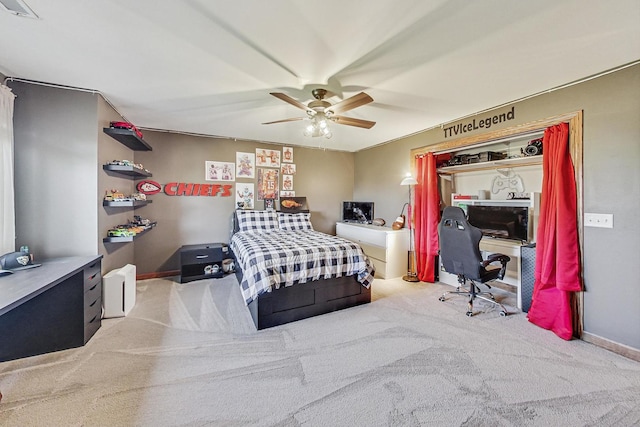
xmin=584 ymin=213 xmax=613 ymax=228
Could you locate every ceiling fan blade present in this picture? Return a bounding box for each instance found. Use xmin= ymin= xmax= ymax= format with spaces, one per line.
xmin=270 ymin=92 xmax=312 ymax=112
xmin=262 ymin=117 xmax=306 ymax=125
xmin=326 ymin=92 xmax=373 ymax=115
xmin=332 ymin=115 xmax=376 ymax=129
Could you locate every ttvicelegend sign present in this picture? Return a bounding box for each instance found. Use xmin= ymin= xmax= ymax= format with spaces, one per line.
xmin=443 ymin=106 xmax=515 ymax=138
xmin=137 ymin=180 xmax=232 ymax=197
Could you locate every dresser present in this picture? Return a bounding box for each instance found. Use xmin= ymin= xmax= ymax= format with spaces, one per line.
xmin=0 ymin=255 xmax=103 ymax=362
xmin=336 ymin=222 xmax=409 ymax=279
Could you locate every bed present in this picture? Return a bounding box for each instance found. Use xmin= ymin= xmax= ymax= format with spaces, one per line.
xmin=230 ymin=210 xmax=374 ymax=330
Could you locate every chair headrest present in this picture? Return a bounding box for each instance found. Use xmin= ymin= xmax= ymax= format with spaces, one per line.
xmin=441 ymin=206 xmax=467 ymax=221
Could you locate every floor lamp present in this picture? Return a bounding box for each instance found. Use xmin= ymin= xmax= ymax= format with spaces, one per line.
xmin=400 ymin=175 xmax=419 ymax=282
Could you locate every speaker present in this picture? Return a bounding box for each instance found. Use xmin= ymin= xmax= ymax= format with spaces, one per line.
xmin=520 ymin=244 xmax=536 ymax=312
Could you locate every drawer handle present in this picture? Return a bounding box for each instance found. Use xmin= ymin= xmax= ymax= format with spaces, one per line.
xmin=89 ymin=273 xmax=98 ymax=280
xmin=88 ymin=314 xmax=98 ymax=323
xmin=89 ymin=299 xmax=97 ymax=307
xmin=88 ymin=284 xmax=97 ymax=291
xmin=195 ymin=255 xmax=209 ymax=259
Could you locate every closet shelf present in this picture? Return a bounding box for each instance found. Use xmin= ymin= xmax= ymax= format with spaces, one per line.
xmin=437 ymin=155 xmax=542 ymax=175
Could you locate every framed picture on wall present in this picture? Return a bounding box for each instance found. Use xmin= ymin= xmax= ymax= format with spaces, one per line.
xmin=257 ymin=168 xmax=279 ymax=201
xmin=282 ymin=175 xmax=293 ymax=191
xmin=236 ymin=183 xmax=254 ymax=209
xmin=264 ymin=198 xmax=275 ymax=210
xmin=280 ymin=196 xmax=307 ymax=213
xmin=256 ymin=148 xmax=281 ymax=168
xmin=281 ymin=163 xmax=296 ymax=175
xmin=282 ymin=146 xmax=293 ymax=163
xmin=206 ymin=161 xmax=235 ymax=181
xmin=236 ymin=152 xmax=255 ymax=178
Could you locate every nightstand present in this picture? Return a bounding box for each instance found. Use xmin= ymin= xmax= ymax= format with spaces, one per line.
xmin=179 ymin=243 xmax=228 ymax=283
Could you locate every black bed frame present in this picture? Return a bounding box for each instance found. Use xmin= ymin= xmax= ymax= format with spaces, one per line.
xmin=230 ymin=210 xmax=371 ymax=330
xmin=234 ymin=267 xmax=371 ymax=330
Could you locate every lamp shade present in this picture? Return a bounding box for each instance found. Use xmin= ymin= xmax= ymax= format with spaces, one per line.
xmin=400 ymin=176 xmax=417 ymax=186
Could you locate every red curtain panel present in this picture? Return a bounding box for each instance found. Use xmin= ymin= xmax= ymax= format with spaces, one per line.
xmin=527 ymin=122 xmax=582 ymax=340
xmin=414 ymin=153 xmax=440 ymax=282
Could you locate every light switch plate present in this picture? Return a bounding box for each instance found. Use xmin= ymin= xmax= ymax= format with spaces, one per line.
xmin=584 ymin=213 xmax=614 ymax=228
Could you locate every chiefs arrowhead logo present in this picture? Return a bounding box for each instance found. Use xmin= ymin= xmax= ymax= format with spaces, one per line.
xmin=137 ymin=180 xmax=162 ymax=195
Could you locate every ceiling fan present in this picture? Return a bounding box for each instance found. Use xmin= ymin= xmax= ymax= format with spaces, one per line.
xmin=263 ymin=89 xmax=375 ymax=138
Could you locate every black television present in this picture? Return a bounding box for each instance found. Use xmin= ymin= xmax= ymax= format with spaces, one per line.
xmin=342 ymin=201 xmax=374 ymax=224
xmin=466 ymin=205 xmax=530 ymax=242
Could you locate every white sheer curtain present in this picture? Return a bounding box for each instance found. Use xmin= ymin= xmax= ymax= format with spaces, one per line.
xmin=0 ymin=84 xmax=16 ymax=254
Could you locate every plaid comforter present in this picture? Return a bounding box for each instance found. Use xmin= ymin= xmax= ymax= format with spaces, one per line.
xmin=230 ymin=230 xmax=375 ymax=305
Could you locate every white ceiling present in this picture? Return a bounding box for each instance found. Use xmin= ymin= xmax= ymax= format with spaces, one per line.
xmin=1 ymin=0 xmax=639 ymax=152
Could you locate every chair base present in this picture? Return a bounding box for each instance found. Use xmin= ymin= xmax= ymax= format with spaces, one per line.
xmin=439 ymin=281 xmax=509 ymax=317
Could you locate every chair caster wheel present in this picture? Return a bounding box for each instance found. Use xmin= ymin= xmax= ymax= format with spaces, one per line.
xmin=500 ymin=311 xmax=507 ymax=317
xmin=466 ymin=311 xmax=473 ymax=317
xmin=439 ymin=296 xmax=446 ymax=302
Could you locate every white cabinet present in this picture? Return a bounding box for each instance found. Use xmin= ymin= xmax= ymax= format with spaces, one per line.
xmin=336 ymin=222 xmax=409 ymax=279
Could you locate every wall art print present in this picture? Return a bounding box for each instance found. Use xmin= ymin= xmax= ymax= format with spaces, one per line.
xmin=236 ymin=183 xmax=255 ymax=209
xmin=257 ymin=168 xmax=279 ymax=201
xmin=236 ymin=152 xmax=255 ymax=178
xmin=280 ymin=196 xmax=307 ymax=213
xmin=256 ymin=148 xmax=281 ymax=168
xmin=282 ymin=146 xmax=293 ymax=163
xmin=281 ymin=191 xmax=295 ymax=197
xmin=206 ymin=161 xmax=235 ymax=182
xmin=280 ymin=163 xmax=296 ymax=175
xmin=282 ymin=174 xmax=294 ymax=191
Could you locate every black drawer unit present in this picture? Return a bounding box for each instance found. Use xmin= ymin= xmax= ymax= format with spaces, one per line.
xmin=180 ymin=243 xmax=228 ymax=283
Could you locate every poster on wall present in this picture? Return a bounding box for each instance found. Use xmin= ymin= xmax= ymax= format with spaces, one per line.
xmin=205 ymin=161 xmax=235 ymax=181
xmin=256 ymin=148 xmax=280 ymax=168
xmin=257 ymin=168 xmax=279 ymax=201
xmin=280 ymin=163 xmax=296 ymax=175
xmin=282 ymin=175 xmax=294 ymax=191
xmin=281 ymin=191 xmax=295 ymax=197
xmin=236 ymin=183 xmax=254 ymax=209
xmin=282 ymin=146 xmax=293 ymax=163
xmin=236 ymin=152 xmax=255 ymax=178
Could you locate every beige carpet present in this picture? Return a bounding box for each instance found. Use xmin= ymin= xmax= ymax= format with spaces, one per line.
xmin=1 ymin=275 xmax=639 ymax=426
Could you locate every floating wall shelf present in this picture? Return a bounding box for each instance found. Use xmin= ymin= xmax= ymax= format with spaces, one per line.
xmin=103 ymin=127 xmax=152 ymax=151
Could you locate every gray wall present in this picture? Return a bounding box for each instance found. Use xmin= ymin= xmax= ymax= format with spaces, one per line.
xmin=131 ymin=132 xmax=354 ymax=274
xmin=355 ymin=64 xmax=640 ymax=351
xmin=11 ymin=82 xmax=100 ymax=258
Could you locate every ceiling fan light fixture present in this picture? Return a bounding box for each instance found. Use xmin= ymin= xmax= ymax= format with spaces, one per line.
xmin=303 ymin=114 xmax=332 ymax=139
xmin=266 ymin=89 xmax=374 ymax=138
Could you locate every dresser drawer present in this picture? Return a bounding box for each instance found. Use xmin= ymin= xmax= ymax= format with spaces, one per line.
xmin=83 ymin=259 xmax=101 ymax=284
xmin=370 ymin=258 xmax=388 ymax=279
xmin=336 ymin=224 xmax=387 ymax=247
xmin=84 ymin=278 xmax=101 ymax=305
xmin=84 ymin=308 xmax=101 ymax=344
xmin=180 ymin=244 xmax=225 ymax=265
xmin=85 ymin=295 xmax=101 ymax=324
xmin=358 ymin=242 xmax=386 ymax=262
xmin=84 ymin=270 xmax=102 ymax=293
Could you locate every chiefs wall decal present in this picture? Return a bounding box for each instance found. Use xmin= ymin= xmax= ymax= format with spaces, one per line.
xmin=137 ymin=180 xmax=232 ymax=197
